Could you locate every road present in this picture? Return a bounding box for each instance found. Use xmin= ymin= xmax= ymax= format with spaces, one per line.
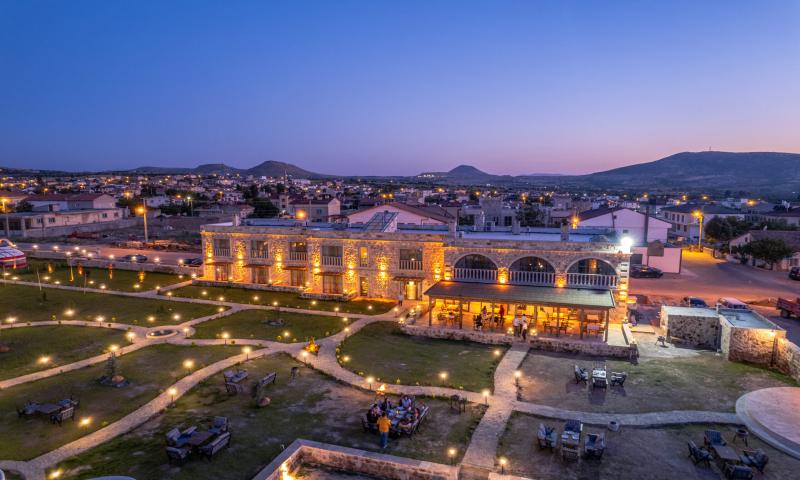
xmin=630 ymin=250 xmax=799 ymax=304
xmin=15 ymin=241 xmax=201 ymax=266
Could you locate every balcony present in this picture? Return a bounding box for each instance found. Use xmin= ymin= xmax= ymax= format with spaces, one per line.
xmin=566 ymin=273 xmax=619 ymax=288
xmin=250 ymin=249 xmax=269 ymax=259
xmin=288 ymin=251 xmax=308 ymax=263
xmin=453 ymin=268 xmax=497 ymax=283
xmin=399 ymin=259 xmax=423 ymax=271
xmin=213 ymin=247 xmax=231 ymax=257
xmin=509 ymin=270 xmax=555 ymax=286
xmin=322 ymin=255 xmax=343 ymax=267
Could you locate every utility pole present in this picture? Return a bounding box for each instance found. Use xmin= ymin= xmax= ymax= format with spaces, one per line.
xmin=138 ymin=203 xmax=149 ymax=244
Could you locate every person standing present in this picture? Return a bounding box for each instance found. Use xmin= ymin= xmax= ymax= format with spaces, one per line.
xmin=397 ymin=291 xmax=404 ymax=308
xmin=512 ymin=314 xmax=521 ymax=337
xmin=377 ymin=412 xmax=391 ymax=449
xmin=521 ymin=315 xmax=529 ymax=340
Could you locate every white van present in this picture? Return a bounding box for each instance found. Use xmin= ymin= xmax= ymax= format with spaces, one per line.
xmin=717 ymin=297 xmax=750 ymax=310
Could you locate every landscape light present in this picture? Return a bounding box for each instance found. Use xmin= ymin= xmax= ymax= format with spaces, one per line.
xmin=482 ymin=389 xmax=490 ymax=405
xmin=79 ymin=417 xmax=92 ymax=427
xmin=109 ymin=344 xmax=119 ymax=352
xmin=126 ymin=332 xmax=136 ymax=341
xmin=38 ymin=356 xmax=51 ymax=365
xmin=6 ymin=316 xmax=17 ymax=324
xmin=242 ymin=346 xmax=252 ymax=360
xmin=183 ymin=359 xmax=194 ymax=369
xmin=439 ymin=371 xmax=448 ymax=380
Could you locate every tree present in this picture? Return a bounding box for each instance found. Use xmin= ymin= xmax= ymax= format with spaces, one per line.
xmin=249 ymin=199 xmax=279 ymax=218
xmin=14 ymin=201 xmax=32 ymax=212
xmin=517 ymin=206 xmax=544 ymax=227
xmin=704 ymin=217 xmax=751 ymax=243
xmin=741 ymin=238 xmax=795 ymax=269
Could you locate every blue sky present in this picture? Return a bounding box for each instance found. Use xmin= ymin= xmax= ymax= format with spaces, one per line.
xmin=1 ymin=0 xmax=799 ymax=175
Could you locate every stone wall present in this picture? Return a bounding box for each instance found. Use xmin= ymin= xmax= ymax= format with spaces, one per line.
xmin=401 ymin=324 xmax=513 ymax=345
xmin=775 ymin=339 xmax=800 ymax=382
xmin=252 ymin=439 xmax=457 ymax=480
xmin=30 ymin=252 xmax=198 ymax=275
xmin=721 ymin=319 xmax=786 ymax=365
xmin=660 ymin=307 xmax=720 ymax=349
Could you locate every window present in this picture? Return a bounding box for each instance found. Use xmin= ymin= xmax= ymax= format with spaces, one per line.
xmin=359 ymin=246 xmax=369 ymax=267
xmin=213 ymin=238 xmax=231 ymax=256
xmin=359 ymin=276 xmax=369 ymax=296
xmin=252 ymin=266 xmax=269 ymax=284
xmin=290 ymin=270 xmax=306 ymax=287
xmin=399 ymin=248 xmax=423 ymax=270
xmin=250 ymin=240 xmax=268 ymax=258
xmin=289 ymin=242 xmax=306 ymax=253
xmin=48 ymin=217 xmax=55 ymax=224
xmin=101 ymin=213 xmax=108 ymax=218
xmin=504 ymin=216 xmax=513 ymax=226
xmin=215 ymin=264 xmax=230 ymax=282
xmin=322 ymin=275 xmax=343 ymax=294
xmin=321 ymin=245 xmax=342 ymax=258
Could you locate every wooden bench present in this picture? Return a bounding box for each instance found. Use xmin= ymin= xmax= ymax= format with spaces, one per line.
xmin=200 ymin=431 xmax=231 ymax=459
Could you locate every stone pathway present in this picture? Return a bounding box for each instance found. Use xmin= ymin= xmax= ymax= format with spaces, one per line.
xmin=0 ymin=292 xmax=755 ymax=480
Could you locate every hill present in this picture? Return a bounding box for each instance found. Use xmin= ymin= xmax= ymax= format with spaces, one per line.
xmin=244 ymin=160 xmax=327 ymax=178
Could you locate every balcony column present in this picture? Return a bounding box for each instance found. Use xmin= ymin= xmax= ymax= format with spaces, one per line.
xmin=556 ymin=307 xmax=561 ymax=337
xmin=458 ymin=299 xmax=463 ymax=329
xmin=428 ymin=297 xmax=433 ymax=326
xmin=579 ymin=309 xmax=585 ymax=339
xmin=603 ymin=310 xmax=610 ymax=342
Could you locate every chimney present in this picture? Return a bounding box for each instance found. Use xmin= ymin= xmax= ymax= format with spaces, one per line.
xmin=512 ymin=215 xmax=521 ymax=235
xmin=474 ymin=211 xmax=485 ymax=231
xmin=560 ymin=219 xmax=569 ymax=241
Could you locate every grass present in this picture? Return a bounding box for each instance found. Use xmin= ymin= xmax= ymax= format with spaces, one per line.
xmin=339 ymin=321 xmax=506 ymax=392
xmin=166 ymin=284 xmax=396 ymax=315
xmin=190 ymin=309 xmax=344 ymax=342
xmin=498 ymin=412 xmax=798 ymax=479
xmin=0 ymin=344 xmax=239 ymax=460
xmin=0 ymin=326 xmax=127 ymax=381
xmin=12 ymin=259 xmax=185 ymax=292
xmin=0 ymin=284 xmax=225 ymax=326
xmin=55 ymin=354 xmax=485 ymax=480
xmin=517 ymin=350 xmax=797 ymax=413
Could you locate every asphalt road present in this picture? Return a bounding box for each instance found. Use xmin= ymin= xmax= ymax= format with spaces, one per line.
xmin=630 ymin=251 xmax=799 ymax=304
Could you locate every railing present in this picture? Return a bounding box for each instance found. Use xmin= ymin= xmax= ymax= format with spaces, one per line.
xmin=359 ymin=259 xmax=369 ymax=268
xmin=322 ymin=255 xmax=343 ymax=267
xmin=213 ymin=247 xmax=231 ymax=257
xmin=509 ymin=270 xmax=555 ymax=286
xmin=250 ymin=249 xmax=269 ymax=259
xmin=288 ymin=251 xmax=308 ymax=262
xmin=453 ymin=268 xmax=497 ymax=283
xmin=566 ymin=273 xmax=619 ymax=288
xmin=399 ymin=259 xmax=423 ymax=271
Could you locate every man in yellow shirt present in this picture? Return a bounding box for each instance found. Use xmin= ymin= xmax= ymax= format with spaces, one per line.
xmin=377 ymin=412 xmax=391 ymax=449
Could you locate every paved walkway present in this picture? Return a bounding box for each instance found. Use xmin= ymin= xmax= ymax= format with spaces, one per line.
xmin=0 ymin=292 xmax=754 ymax=480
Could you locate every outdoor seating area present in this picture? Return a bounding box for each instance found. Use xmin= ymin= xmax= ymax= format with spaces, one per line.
xmin=689 ymin=429 xmax=768 ymax=479
xmin=223 ymin=368 xmax=249 ymax=395
xmin=362 ymin=394 xmax=429 ymax=438
xmin=165 ymin=416 xmax=232 ymax=464
xmin=16 ymin=397 xmax=79 ymax=426
xmin=534 ymin=418 xmax=608 ymax=462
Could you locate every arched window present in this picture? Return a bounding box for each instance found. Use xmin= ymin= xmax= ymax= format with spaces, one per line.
xmin=509 ymin=257 xmax=555 ymax=273
xmin=567 ymin=258 xmax=616 ymax=275
xmin=455 ymin=254 xmax=497 ymax=270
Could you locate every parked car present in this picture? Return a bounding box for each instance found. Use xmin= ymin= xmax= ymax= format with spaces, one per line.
xmin=776 ymin=297 xmax=800 ymax=318
xmin=789 ymin=266 xmax=800 ymax=281
xmin=682 ymin=296 xmax=708 ymax=308
xmin=630 ymin=265 xmax=663 ymax=278
xmin=717 ymin=297 xmax=750 ymax=310
xmin=120 ymin=254 xmax=148 ymax=263
xmin=180 ymin=257 xmax=203 ymax=267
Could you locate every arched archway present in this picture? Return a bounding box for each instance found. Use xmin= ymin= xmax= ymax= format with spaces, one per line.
xmin=509 ymin=256 xmax=555 ymax=286
xmin=566 ymin=258 xmax=618 ymax=288
xmin=454 ymin=254 xmax=497 ymax=283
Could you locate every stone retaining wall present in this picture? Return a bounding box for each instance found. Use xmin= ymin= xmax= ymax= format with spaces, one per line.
xmin=30 ymin=252 xmax=198 ymax=275
xmin=193 ymin=279 xmax=302 ymax=293
xmin=401 ymin=324 xmax=513 ymax=345
xmin=775 ymin=339 xmax=800 ymax=383
xmin=720 ymin=318 xmax=786 ymax=366
xmin=660 ymin=307 xmax=720 ymax=349
xmin=252 ymin=439 xmax=457 ymax=480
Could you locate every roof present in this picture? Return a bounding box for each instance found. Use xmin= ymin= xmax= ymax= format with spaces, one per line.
xmin=424 ymin=281 xmax=616 ymax=309
xmin=25 ymin=193 xmax=109 ymax=202
xmin=348 ymin=202 xmax=453 ymax=224
xmin=577 ymin=206 xmax=625 ymax=221
xmin=662 ymin=204 xmax=741 ymax=215
xmin=737 ymin=230 xmax=800 ymax=251
xmin=290 ymin=198 xmax=337 ymax=206
xmin=764 ymin=209 xmax=800 ymax=218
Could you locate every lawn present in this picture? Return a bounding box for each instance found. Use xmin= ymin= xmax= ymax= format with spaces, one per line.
xmin=0 ymin=284 xmax=224 ymax=326
xmin=54 ymin=354 xmax=485 ymax=480
xmin=0 ymin=326 xmax=127 ymax=381
xmin=517 ymin=350 xmax=796 ymax=413
xmin=12 ymin=259 xmax=185 ymax=292
xmin=498 ymin=412 xmax=798 ymax=480
xmin=0 ymin=344 xmax=239 ymax=460
xmin=339 ymin=321 xmax=506 ymax=392
xmin=166 ymin=284 xmax=395 ymax=315
xmin=190 ymin=309 xmax=344 ymax=342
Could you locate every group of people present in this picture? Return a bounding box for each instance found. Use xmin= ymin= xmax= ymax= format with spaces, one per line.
xmin=512 ymin=312 xmax=530 ymax=339
xmin=365 ymin=394 xmax=422 ymax=449
xmin=474 ymin=305 xmax=531 ymax=339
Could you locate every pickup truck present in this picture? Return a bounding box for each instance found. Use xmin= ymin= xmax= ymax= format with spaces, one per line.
xmin=776 ymin=297 xmax=800 ymax=318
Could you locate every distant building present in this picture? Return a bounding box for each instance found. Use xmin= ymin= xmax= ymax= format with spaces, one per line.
xmin=288 ymin=198 xmax=341 ymax=222
xmin=730 ymin=230 xmax=800 ymax=270
xmin=577 ymin=207 xmax=671 ymax=244
xmin=24 ymin=193 xmax=117 ymax=211
xmin=347 ymin=203 xmax=452 ymax=226
xmin=661 ymin=204 xmax=743 ymax=241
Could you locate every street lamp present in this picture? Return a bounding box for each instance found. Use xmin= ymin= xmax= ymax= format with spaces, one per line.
xmin=692 ymin=210 xmax=704 ymax=250
xmin=137 ymin=204 xmax=148 ymax=244
xmin=1 ymin=197 xmax=8 ymax=237
xmin=168 ymin=387 xmax=177 ymax=407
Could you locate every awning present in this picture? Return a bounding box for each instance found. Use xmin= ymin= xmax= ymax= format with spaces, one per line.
xmin=314 ymin=271 xmax=343 ymax=276
xmin=393 ymin=275 xmax=425 ymax=282
xmin=281 ymin=265 xmax=307 ymax=271
xmin=424 ymin=281 xmax=615 ymax=309
xmin=209 ymin=261 xmax=233 ymax=265
xmin=244 ymin=264 xmax=271 ymax=268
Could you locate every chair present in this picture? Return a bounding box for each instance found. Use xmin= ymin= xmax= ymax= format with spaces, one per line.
xmin=166 ymin=446 xmax=191 ymax=464
xmin=574 ymin=365 xmax=588 ymax=384
xmin=610 ymin=372 xmax=627 ymax=386
xmin=687 ymin=441 xmax=711 ymax=467
xmin=200 ymin=431 xmax=231 ymax=459
xmin=740 ymin=449 xmax=768 ymax=473
xmin=165 ymin=428 xmax=182 ymax=446
xmin=723 ymin=464 xmax=754 ymax=480
xmin=564 ymin=419 xmax=582 ymax=434
xmin=537 ymin=423 xmax=557 ymax=450
xmin=584 ymin=432 xmax=605 ymax=458
xmin=209 ymin=416 xmax=229 ymax=435
xmin=51 ymin=406 xmax=74 ymax=426
xmin=704 ymin=430 xmax=726 ymax=447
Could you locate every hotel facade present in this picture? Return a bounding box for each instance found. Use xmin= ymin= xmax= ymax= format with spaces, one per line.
xmin=201 ymin=215 xmax=631 ymax=341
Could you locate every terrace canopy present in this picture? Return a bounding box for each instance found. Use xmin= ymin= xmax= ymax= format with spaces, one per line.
xmin=424 ymin=280 xmax=616 ymax=341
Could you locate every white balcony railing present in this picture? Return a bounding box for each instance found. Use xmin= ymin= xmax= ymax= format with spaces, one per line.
xmin=250 ymin=250 xmax=269 ymax=259
xmin=509 ymin=270 xmax=555 ymax=286
xmin=288 ymin=251 xmax=308 ymax=262
xmin=322 ymin=255 xmax=343 ymax=267
xmin=213 ymin=248 xmax=231 ymax=257
xmin=566 ymin=273 xmax=619 ymax=288
xmin=454 ymin=268 xmax=497 ymax=283
xmin=399 ymin=259 xmax=423 ymax=271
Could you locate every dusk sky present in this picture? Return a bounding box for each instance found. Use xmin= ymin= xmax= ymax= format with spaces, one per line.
xmin=1 ymin=0 xmax=799 ymax=175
